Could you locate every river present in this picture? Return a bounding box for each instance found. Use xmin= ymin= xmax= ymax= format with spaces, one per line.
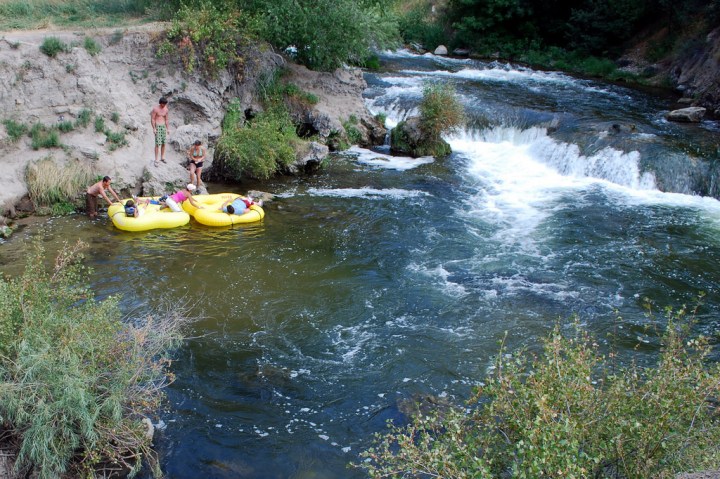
xmin=1 ymin=50 xmax=719 ymax=478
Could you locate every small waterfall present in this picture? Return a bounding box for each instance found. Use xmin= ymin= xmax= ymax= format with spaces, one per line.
xmin=451 ymin=126 xmax=658 ymax=191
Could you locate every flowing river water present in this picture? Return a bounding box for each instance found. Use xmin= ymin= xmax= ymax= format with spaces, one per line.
xmin=1 ymin=50 xmax=720 ymax=478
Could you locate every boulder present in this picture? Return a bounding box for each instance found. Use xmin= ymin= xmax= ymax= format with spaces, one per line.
xmin=434 ymin=45 xmax=448 ymax=55
xmin=289 ymin=141 xmax=329 ymax=174
xmin=452 ymin=48 xmax=470 ymax=56
xmin=390 ymin=116 xmax=451 ymax=158
xmin=666 ymin=107 xmax=706 ymax=122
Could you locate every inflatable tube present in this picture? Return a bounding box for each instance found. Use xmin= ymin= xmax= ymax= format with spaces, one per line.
xmin=108 ymin=197 xmax=190 ymax=232
xmin=183 ymin=193 xmax=265 ymax=226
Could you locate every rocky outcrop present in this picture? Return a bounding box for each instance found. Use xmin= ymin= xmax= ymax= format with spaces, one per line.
xmin=390 ymin=116 xmax=451 ymax=158
xmin=283 ymin=62 xmax=386 ymax=148
xmin=619 ymin=27 xmax=720 ymax=117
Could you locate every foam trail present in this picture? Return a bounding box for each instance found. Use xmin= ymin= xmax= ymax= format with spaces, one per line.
xmin=345 ymin=146 xmax=433 ymax=170
xmin=307 ymin=187 xmax=430 ymax=200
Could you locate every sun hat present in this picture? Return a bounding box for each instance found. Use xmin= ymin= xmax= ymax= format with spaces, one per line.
xmin=186 ymin=184 xmax=197 ymax=191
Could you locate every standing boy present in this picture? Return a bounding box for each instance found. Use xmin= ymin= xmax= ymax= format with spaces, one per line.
xmin=150 ymin=97 xmax=170 ymax=167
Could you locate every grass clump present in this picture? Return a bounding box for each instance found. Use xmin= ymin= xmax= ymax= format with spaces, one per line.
xmin=419 ymin=82 xmax=464 ymax=140
xmin=359 ymin=300 xmax=720 ymax=479
xmin=104 ymin=128 xmax=127 ymax=151
xmin=29 ymin=123 xmax=61 ymax=150
xmin=57 ymin=120 xmax=74 ymax=133
xmin=39 ymin=36 xmax=69 ymax=57
xmin=342 ymin=115 xmax=363 ymax=146
xmin=216 ymin=102 xmax=297 ymax=180
xmin=25 ymin=157 xmax=92 ymax=213
xmin=75 ymin=108 xmax=93 ymax=128
xmin=94 ymin=116 xmax=105 ymax=133
xmin=3 ymin=119 xmax=29 ymax=142
xmin=0 ymin=240 xmax=192 ymax=478
xmin=83 ymin=36 xmax=101 ymax=55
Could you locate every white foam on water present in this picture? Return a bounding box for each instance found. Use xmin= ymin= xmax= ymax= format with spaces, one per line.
xmin=345 ymin=146 xmax=434 ymax=170
xmin=307 ymin=187 xmax=430 ymax=200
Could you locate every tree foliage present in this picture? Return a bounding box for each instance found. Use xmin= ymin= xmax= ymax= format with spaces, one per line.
xmin=359 ymin=303 xmax=720 ymax=478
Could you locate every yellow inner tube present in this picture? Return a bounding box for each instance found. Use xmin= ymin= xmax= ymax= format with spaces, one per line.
xmin=108 ymin=198 xmax=190 ymax=232
xmin=183 ymin=193 xmax=265 ymax=226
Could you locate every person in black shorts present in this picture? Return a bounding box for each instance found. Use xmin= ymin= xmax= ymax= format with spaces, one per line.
xmin=187 ymin=140 xmax=206 ymax=189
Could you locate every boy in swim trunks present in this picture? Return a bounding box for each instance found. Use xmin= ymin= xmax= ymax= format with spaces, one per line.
xmin=150 ymin=97 xmax=170 ymax=167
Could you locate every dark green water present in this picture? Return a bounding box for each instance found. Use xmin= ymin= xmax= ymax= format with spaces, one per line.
xmin=1 ymin=51 xmax=720 ymax=478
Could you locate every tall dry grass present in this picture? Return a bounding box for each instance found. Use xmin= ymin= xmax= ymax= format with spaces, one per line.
xmin=25 ymin=156 xmax=93 ymax=209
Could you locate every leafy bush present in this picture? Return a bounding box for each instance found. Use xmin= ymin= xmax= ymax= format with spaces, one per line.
xmin=25 ymin=157 xmax=92 ymax=213
xmin=163 ymin=1 xmax=260 ymax=77
xmin=29 ymin=123 xmax=61 ymax=150
xmin=397 ymin=2 xmax=447 ymax=51
xmin=3 ymin=119 xmax=28 ymax=142
xmin=419 ymin=82 xmax=464 ymax=140
xmin=359 ymin=302 xmax=720 ymax=479
xmin=39 ymin=36 xmax=69 ymax=57
xmin=216 ymin=106 xmax=298 ymax=180
xmin=83 ymin=36 xmax=101 ymax=55
xmin=256 ymin=0 xmax=399 ymax=71
xmin=0 ymin=241 xmax=192 ymax=478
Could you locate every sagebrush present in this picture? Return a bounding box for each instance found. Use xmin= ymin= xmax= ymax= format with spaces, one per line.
xmin=359 ymin=302 xmax=720 ymax=479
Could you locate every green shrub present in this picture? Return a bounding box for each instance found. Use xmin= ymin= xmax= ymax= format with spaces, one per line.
xmin=57 ymin=120 xmax=74 ymax=133
xmin=374 ymin=112 xmax=387 ymax=126
xmin=29 ymin=123 xmax=61 ymax=150
xmin=216 ymin=106 xmax=297 ymax=179
xmin=359 ymin=301 xmax=720 ymax=479
xmin=39 ymin=36 xmax=68 ymax=57
xmin=104 ymin=129 xmax=127 ymax=150
xmin=83 ymin=36 xmax=101 ymax=55
xmin=419 ymin=82 xmax=464 ymax=140
xmin=3 ymin=119 xmax=28 ymax=142
xmin=164 ymin=1 xmax=260 ymax=77
xmin=0 ymin=240 xmax=192 ymax=478
xmin=94 ymin=116 xmax=105 ymax=133
xmin=75 ymin=108 xmax=93 ymax=128
xmin=111 ymin=111 xmax=120 ymax=123
xmin=343 ymin=116 xmax=363 ymax=145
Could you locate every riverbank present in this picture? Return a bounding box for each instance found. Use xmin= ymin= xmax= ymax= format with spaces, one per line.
xmin=0 ymin=25 xmax=382 ymax=225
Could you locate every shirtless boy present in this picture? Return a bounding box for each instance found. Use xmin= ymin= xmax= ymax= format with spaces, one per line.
xmin=150 ymin=97 xmax=170 ymax=167
xmin=86 ymin=176 xmax=121 ymax=219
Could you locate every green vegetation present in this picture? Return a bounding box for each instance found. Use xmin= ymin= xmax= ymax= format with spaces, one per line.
xmin=419 ymin=82 xmax=464 ymax=141
xmin=29 ymin=123 xmax=61 ymax=150
xmin=39 ymin=36 xmax=69 ymax=57
xmin=160 ymin=1 xmax=260 ymax=77
xmin=75 ymin=108 xmax=93 ymax=128
xmin=94 ymin=116 xmax=105 ymax=133
xmin=104 ymin=128 xmax=128 ymax=151
xmin=254 ymin=0 xmax=398 ymax=71
xmin=83 ymin=36 xmax=101 ymax=55
xmin=57 ymin=120 xmax=74 ymax=133
xmin=111 ymin=111 xmax=120 ymax=123
xmin=359 ymin=301 xmax=720 ymax=478
xmin=0 ymin=0 xmax=164 ymax=30
xmin=216 ymin=101 xmax=298 ymax=180
xmin=0 ymin=240 xmax=191 ymax=477
xmin=343 ymin=115 xmax=363 ymax=145
xmin=25 ymin=157 xmax=92 ymax=214
xmin=3 ymin=119 xmax=29 ymax=142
